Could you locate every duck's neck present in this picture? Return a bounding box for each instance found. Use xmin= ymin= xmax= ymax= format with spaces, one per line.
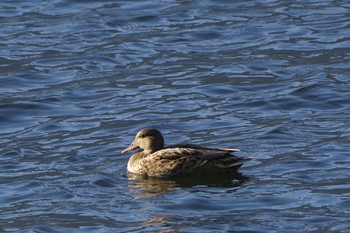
xmin=143 ymin=147 xmax=160 ymax=154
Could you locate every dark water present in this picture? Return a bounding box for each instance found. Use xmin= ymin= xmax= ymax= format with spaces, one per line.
xmin=1 ymin=0 xmax=350 ymax=232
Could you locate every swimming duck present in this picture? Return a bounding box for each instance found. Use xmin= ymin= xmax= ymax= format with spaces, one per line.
xmin=121 ymin=128 xmax=251 ymax=177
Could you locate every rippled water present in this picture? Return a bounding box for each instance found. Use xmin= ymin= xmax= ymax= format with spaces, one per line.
xmin=1 ymin=0 xmax=350 ymax=232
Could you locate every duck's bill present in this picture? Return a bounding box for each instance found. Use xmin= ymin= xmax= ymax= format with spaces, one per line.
xmin=121 ymin=143 xmax=139 ymax=153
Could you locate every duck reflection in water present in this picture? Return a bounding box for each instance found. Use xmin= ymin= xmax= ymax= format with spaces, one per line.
xmin=127 ymin=171 xmax=250 ymax=198
xmin=122 ymin=128 xmax=251 ymax=196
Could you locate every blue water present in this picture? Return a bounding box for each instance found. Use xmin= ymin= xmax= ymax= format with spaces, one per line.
xmin=1 ymin=0 xmax=350 ymax=232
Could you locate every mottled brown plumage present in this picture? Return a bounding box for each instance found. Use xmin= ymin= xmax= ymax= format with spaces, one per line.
xmin=121 ymin=128 xmax=251 ymax=177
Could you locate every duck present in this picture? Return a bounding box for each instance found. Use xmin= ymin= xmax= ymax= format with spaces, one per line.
xmin=121 ymin=128 xmax=251 ymax=177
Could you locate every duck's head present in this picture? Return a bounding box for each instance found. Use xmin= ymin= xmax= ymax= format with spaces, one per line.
xmin=121 ymin=128 xmax=164 ymax=154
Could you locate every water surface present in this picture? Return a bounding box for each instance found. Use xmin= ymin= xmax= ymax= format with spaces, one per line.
xmin=1 ymin=0 xmax=350 ymax=232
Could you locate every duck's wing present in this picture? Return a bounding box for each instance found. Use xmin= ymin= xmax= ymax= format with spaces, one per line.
xmin=168 ymin=143 xmax=240 ymax=152
xmin=151 ymin=147 xmax=235 ymax=161
xmin=166 ymin=144 xmax=240 ymax=158
xmin=162 ymin=146 xmax=251 ymax=168
xmin=149 ymin=147 xmax=205 ymax=160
